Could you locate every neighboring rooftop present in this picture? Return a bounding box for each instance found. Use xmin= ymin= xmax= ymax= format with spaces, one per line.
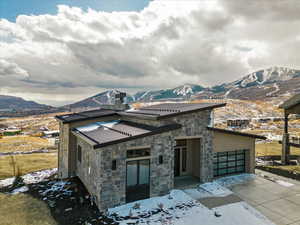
xmin=207 ymin=127 xmax=266 ymax=139
xmin=279 ymin=93 xmax=300 ymax=110
xmin=120 ymin=103 xmax=226 ymax=119
xmin=72 ymin=120 xmax=181 ymax=148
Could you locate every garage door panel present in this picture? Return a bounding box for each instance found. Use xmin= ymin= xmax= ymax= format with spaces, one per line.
xmin=213 ymin=149 xmax=246 ymax=177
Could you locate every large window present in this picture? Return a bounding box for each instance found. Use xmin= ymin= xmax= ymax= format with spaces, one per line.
xmin=213 ymin=150 xmax=246 ymax=177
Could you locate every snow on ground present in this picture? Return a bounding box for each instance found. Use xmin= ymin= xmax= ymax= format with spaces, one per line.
xmin=10 ymin=186 xmax=29 ymax=195
xmin=0 ymin=168 xmax=57 ymax=188
xmin=108 ymin=190 xmax=194 ymax=218
xmin=199 ymin=182 xmax=233 ymax=197
xmin=108 ymin=174 xmax=273 ymax=225
xmin=275 ymin=180 xmax=294 ymax=187
xmin=215 ymin=173 xmax=255 ymax=187
xmin=108 ymin=189 xmax=274 ymax=225
xmin=196 ymin=174 xmax=255 ymax=197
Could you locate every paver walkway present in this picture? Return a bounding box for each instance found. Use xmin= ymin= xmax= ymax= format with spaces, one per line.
xmin=229 ymin=169 xmax=300 ymax=225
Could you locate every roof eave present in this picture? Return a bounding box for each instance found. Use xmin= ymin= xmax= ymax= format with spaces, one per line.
xmin=207 ymin=126 xmax=266 ymax=140
xmin=158 ymin=103 xmax=226 ymax=119
xmin=93 ymin=123 xmax=182 ymax=149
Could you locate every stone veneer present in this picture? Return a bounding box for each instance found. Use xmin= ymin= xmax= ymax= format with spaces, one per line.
xmin=71 ymin=109 xmax=214 ymax=210
xmin=59 ymin=110 xmax=213 ymax=210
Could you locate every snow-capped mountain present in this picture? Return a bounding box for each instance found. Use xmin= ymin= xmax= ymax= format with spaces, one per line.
xmin=66 ymin=67 xmax=300 ymax=109
xmin=66 ymin=90 xmax=126 ymax=110
xmin=216 ymin=67 xmax=300 ymax=100
xmin=132 ymin=84 xmax=204 ymax=102
xmin=229 ymin=67 xmax=300 ymax=88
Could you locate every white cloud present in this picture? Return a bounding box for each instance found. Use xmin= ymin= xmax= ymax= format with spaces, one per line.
xmin=0 ymin=0 xmax=300 ymax=105
xmin=0 ymin=59 xmax=29 ymax=78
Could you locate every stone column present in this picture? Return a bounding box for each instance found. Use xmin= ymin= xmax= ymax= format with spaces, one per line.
xmin=281 ymin=113 xmax=290 ymax=165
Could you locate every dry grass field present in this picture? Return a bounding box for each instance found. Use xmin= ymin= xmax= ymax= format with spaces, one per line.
xmin=256 ymin=141 xmax=300 ymax=157
xmin=0 ymin=136 xmax=54 ymax=153
xmin=0 ymin=193 xmax=57 ymax=225
xmin=0 ymin=153 xmax=57 ymax=179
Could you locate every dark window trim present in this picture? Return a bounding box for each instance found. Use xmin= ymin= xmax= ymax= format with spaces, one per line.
xmin=77 ymin=145 xmax=82 ymax=163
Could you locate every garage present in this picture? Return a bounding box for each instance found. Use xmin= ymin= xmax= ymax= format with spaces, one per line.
xmin=208 ymin=127 xmax=266 ymax=176
xmin=213 ymin=150 xmax=246 ymax=177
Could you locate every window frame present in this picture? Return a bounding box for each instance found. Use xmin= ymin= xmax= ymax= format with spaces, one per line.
xmin=213 ymin=149 xmax=246 ymax=177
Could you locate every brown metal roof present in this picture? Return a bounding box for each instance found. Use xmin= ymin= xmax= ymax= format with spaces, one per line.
xmin=207 ymin=127 xmax=266 ymax=139
xmin=55 ymin=109 xmax=117 ymax=123
xmin=120 ymin=103 xmax=226 ymax=119
xmin=56 ymin=103 xmax=226 ymax=124
xmin=72 ymin=120 xmax=182 ymax=148
xmin=279 ymin=93 xmax=300 ymax=110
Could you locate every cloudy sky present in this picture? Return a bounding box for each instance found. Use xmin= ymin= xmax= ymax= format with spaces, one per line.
xmin=0 ymin=0 xmax=300 ymax=106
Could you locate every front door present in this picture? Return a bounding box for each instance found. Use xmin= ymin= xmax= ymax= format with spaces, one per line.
xmin=126 ymin=159 xmax=150 ymax=203
xmin=174 ymin=142 xmax=187 ymax=177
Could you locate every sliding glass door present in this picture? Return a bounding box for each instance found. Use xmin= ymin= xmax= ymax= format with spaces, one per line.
xmin=126 ymin=159 xmax=150 ymax=203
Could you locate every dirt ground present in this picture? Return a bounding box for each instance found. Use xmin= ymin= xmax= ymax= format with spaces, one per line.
xmin=0 ymin=177 xmax=116 ymax=225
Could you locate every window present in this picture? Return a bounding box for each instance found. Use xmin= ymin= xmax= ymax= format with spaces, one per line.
xmin=213 ymin=150 xmax=246 ymax=177
xmin=127 ymin=148 xmax=150 ymax=158
xmin=159 ymin=155 xmax=163 ymax=164
xmin=77 ymin=145 xmax=82 ymax=163
xmin=112 ymin=160 xmax=117 ymax=170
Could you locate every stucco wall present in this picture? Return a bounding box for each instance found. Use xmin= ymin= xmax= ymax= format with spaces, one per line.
xmin=212 ymin=131 xmax=256 ymax=173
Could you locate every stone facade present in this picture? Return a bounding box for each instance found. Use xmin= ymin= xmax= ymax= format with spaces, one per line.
xmin=58 ymin=109 xmax=214 ymax=211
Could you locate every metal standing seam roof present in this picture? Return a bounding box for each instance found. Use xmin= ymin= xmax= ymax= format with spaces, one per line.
xmin=55 ymin=109 xmax=117 ymax=123
xmin=72 ymin=120 xmax=182 ymax=149
xmin=56 ymin=103 xmax=226 ymax=123
xmin=279 ymin=93 xmax=300 ymax=110
xmin=119 ymin=103 xmax=226 ymax=119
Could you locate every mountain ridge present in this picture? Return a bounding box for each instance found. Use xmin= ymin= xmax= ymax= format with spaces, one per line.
xmin=1 ymin=66 xmax=300 ymax=112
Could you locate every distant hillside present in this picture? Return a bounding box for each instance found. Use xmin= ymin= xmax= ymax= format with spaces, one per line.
xmin=66 ymin=90 xmax=123 ymax=110
xmin=66 ymin=67 xmax=300 ymax=110
xmin=211 ymin=67 xmax=300 ymax=100
xmin=0 ymin=95 xmax=51 ymax=111
xmin=132 ymin=84 xmax=204 ymax=102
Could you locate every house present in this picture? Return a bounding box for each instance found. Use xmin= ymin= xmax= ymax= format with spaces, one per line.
xmin=227 ymin=118 xmax=250 ymax=129
xmin=56 ymin=94 xmax=265 ymax=210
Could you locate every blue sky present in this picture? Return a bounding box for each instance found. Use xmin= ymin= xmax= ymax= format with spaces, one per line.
xmin=0 ymin=0 xmax=150 ymax=21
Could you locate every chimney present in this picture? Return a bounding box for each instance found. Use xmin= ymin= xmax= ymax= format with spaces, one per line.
xmin=101 ymin=91 xmax=129 ymax=111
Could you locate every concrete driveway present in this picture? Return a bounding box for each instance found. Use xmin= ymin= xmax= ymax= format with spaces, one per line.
xmin=229 ymin=170 xmax=300 ymax=225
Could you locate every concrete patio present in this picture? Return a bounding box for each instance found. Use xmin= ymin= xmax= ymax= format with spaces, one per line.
xmin=229 ymin=170 xmax=300 ymax=225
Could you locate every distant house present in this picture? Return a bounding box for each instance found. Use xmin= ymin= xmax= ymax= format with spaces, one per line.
xmin=56 ymin=93 xmax=265 ymax=211
xmin=42 ymin=130 xmax=59 ymax=138
xmin=0 ymin=127 xmax=21 ymax=136
xmin=227 ymin=118 xmax=250 ymax=128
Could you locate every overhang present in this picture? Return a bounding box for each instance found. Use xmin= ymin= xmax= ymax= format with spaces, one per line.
xmin=72 ymin=120 xmax=182 ymax=149
xmin=207 ymin=127 xmax=266 ymax=140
